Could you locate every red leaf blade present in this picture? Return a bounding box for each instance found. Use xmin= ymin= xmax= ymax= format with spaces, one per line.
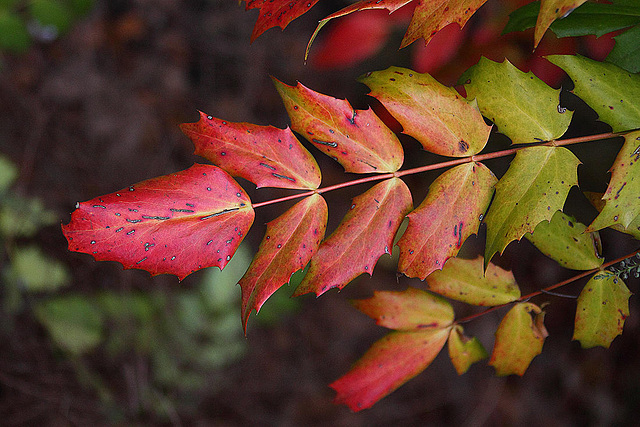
xmin=62 ymin=164 xmax=255 ymax=280
xmin=245 ymin=0 xmax=320 ymax=42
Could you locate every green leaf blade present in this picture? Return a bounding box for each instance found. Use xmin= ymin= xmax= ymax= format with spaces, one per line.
xmin=448 ymin=325 xmax=488 ymax=375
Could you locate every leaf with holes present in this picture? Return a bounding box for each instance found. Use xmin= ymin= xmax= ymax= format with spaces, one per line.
xmin=587 ymin=131 xmax=640 ymax=232
xmin=181 ymin=112 xmax=321 ymax=190
xmin=240 ymin=194 xmax=327 ymax=331
xmin=461 ymin=57 xmax=573 ymax=144
xmin=352 ymin=287 xmax=454 ymax=331
xmin=274 ymin=78 xmax=404 ymax=173
xmin=584 ymin=191 xmax=640 ymax=240
xmin=490 ymin=302 xmax=548 ymax=376
xmin=331 ymin=328 xmax=451 ymax=411
xmin=359 ymin=67 xmax=491 ymax=157
xmin=426 ymin=256 xmax=521 ymax=306
xmin=448 ymin=325 xmax=488 ymax=375
xmin=398 ymin=162 xmax=496 ymax=279
xmin=62 ymin=164 xmax=255 ymax=281
xmin=534 ymin=0 xmax=587 ymax=48
xmin=484 ymin=146 xmax=579 ymax=267
xmin=244 ymin=0 xmax=320 ymax=42
xmin=294 ymin=178 xmax=412 ymax=296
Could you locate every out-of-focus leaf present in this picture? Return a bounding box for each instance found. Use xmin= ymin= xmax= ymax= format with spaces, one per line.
xmin=0 ymin=154 xmax=18 ymax=191
xmin=62 ymin=164 xmax=255 ymax=281
xmin=274 ymin=78 xmax=404 ymax=173
xmin=240 ymin=194 xmax=327 ymax=330
xmin=352 ymin=287 xmax=454 ymax=331
xmin=584 ymin=191 xmax=640 ymax=240
xmin=295 ymin=178 xmax=412 ymax=296
xmin=460 ymin=57 xmax=573 ymax=144
xmin=244 ymin=0 xmax=320 ymax=42
xmin=489 ymin=302 xmax=548 ymax=376
xmin=29 ymin=0 xmax=72 ymax=34
xmin=484 ymin=146 xmax=579 ymax=267
xmin=331 ymin=328 xmax=450 ymax=411
xmin=181 ymin=112 xmax=321 ymax=190
xmin=573 ymin=272 xmax=631 ymax=348
xmin=547 ymin=55 xmax=640 ymax=132
xmin=448 ymin=325 xmax=488 ymax=375
xmin=9 ymin=245 xmax=70 ymax=292
xmin=360 ymin=67 xmax=491 ymax=157
xmin=586 ymin=131 xmax=640 ymax=232
xmin=398 ymin=162 xmax=496 ymax=279
xmin=426 ymin=256 xmax=521 ymax=306
xmin=526 ymin=210 xmax=603 ymax=270
xmin=535 ymin=0 xmax=587 ymax=48
xmin=0 ymin=11 xmax=30 ymax=53
xmin=0 ymin=196 xmax=57 ymax=238
xmin=607 ymin=24 xmax=640 ymax=73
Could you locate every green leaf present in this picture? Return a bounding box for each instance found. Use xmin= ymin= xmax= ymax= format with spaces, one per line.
xmin=461 ymin=57 xmax=573 ymax=144
xmin=352 ymin=287 xmax=454 ymax=331
xmin=525 ymin=210 xmax=603 ymax=270
xmin=398 ymin=162 xmax=496 ymax=279
xmin=547 ymin=55 xmax=640 ymax=132
xmin=0 ymin=154 xmax=18 ymax=190
xmin=359 ymin=66 xmax=491 ymax=157
xmin=584 ymin=191 xmax=640 ymax=240
xmin=490 ymin=302 xmax=548 ymax=376
xmin=573 ymin=273 xmax=632 ymax=348
xmin=607 ymin=24 xmax=640 ymax=73
xmin=448 ymin=325 xmax=488 ymax=375
xmin=484 ymin=146 xmax=580 ymax=266
xmin=29 ymin=0 xmax=72 ymax=34
xmin=9 ymin=245 xmax=70 ymax=292
xmin=0 ymin=10 xmax=30 ymax=53
xmin=587 ymin=131 xmax=640 ymax=232
xmin=426 ymin=256 xmax=521 ymax=306
xmin=534 ymin=0 xmax=587 ymax=48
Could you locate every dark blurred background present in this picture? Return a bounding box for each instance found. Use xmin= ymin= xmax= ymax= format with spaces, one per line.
xmin=0 ymin=0 xmax=638 ymax=425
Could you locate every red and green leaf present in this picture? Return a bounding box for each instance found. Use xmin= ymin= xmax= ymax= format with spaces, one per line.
xmin=274 ymin=78 xmax=404 ymax=173
xmin=397 ymin=162 xmax=496 ymax=279
xmin=244 ymin=0 xmax=320 ymax=42
xmin=181 ymin=112 xmax=321 ymax=190
xmin=448 ymin=325 xmax=488 ymax=375
xmin=294 ymin=178 xmax=413 ymax=296
xmin=359 ymin=66 xmax=491 ymax=157
xmin=534 ymin=0 xmax=587 ymax=48
xmin=240 ymin=194 xmax=328 ymax=331
xmin=62 ymin=164 xmax=255 ymax=281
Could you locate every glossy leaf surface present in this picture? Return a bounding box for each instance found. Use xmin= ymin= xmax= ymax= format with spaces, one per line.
xmin=534 ymin=0 xmax=587 ymax=48
xmin=448 ymin=325 xmax=488 ymax=375
xmin=484 ymin=146 xmax=579 ymax=267
xmin=295 ymin=178 xmax=413 ymax=296
xmin=240 ymin=194 xmax=328 ymax=330
xmin=274 ymin=78 xmax=404 ymax=173
xmin=490 ymin=303 xmax=548 ymax=376
xmin=398 ymin=162 xmax=496 ymax=279
xmin=461 ymin=57 xmax=572 ymax=143
xmin=245 ymin=0 xmax=320 ymax=42
xmin=426 ymin=256 xmax=520 ymax=306
xmin=181 ymin=112 xmax=321 ymax=190
xmin=360 ymin=67 xmax=491 ymax=157
xmin=62 ymin=164 xmax=255 ymax=280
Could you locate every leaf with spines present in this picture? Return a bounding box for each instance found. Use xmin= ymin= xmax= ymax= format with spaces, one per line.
xmin=240 ymin=194 xmax=328 ymax=331
xmin=359 ymin=67 xmax=491 ymax=157
xmin=294 ymin=178 xmax=412 ymax=296
xmin=547 ymin=55 xmax=640 ymax=132
xmin=448 ymin=325 xmax=488 ymax=375
xmin=584 ymin=191 xmax=640 ymax=240
xmin=586 ymin=131 xmax=640 ymax=232
xmin=490 ymin=302 xmax=548 ymax=376
xmin=426 ymin=256 xmax=521 ymax=306
xmin=573 ymin=273 xmax=632 ymax=348
xmin=244 ymin=0 xmax=320 ymax=42
xmin=484 ymin=146 xmax=579 ymax=267
xmin=398 ymin=162 xmax=496 ymax=279
xmin=461 ymin=57 xmax=573 ymax=143
xmin=534 ymin=0 xmax=587 ymax=48
xmin=62 ymin=164 xmax=255 ymax=281
xmin=181 ymin=112 xmax=321 ymax=190
xmin=526 ymin=210 xmax=603 ymax=270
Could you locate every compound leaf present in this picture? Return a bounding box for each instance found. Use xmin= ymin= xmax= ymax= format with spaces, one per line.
xmin=484 ymin=146 xmax=579 ymax=267
xmin=573 ymin=273 xmax=632 ymax=348
xmin=360 ymin=67 xmax=491 ymax=157
xmin=62 ymin=164 xmax=255 ymax=281
xmin=240 ymin=194 xmax=328 ymax=331
xmin=352 ymin=287 xmax=454 ymax=331
xmin=398 ymin=162 xmax=496 ymax=279
xmin=490 ymin=302 xmax=548 ymax=376
xmin=244 ymin=0 xmax=320 ymax=42
xmin=181 ymin=112 xmax=321 ymax=190
xmin=461 ymin=57 xmax=573 ymax=144
xmin=534 ymin=0 xmax=587 ymax=48
xmin=294 ymin=178 xmax=413 ymax=296
xmin=448 ymin=325 xmax=488 ymax=375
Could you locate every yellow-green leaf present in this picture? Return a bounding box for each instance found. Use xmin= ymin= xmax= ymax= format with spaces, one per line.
xmin=584 ymin=191 xmax=640 ymax=240
xmin=573 ymin=273 xmax=632 ymax=348
xmin=525 ymin=210 xmax=603 ymax=270
xmin=461 ymin=57 xmax=573 ymax=143
xmin=534 ymin=0 xmax=587 ymax=48
xmin=448 ymin=325 xmax=488 ymax=375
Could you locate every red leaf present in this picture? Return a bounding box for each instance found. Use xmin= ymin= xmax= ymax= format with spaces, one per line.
xmin=331 ymin=328 xmax=450 ymax=411
xmin=245 ymin=0 xmax=320 ymax=42
xmin=398 ymin=162 xmax=496 ymax=279
xmin=62 ymin=164 xmax=255 ymax=281
xmin=240 ymin=194 xmax=328 ymax=331
xmin=181 ymin=112 xmax=321 ymax=190
xmin=294 ymin=178 xmax=413 ymax=296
